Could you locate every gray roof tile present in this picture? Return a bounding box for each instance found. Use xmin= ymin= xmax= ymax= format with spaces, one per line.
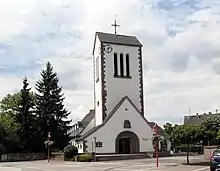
xmin=96 ymin=32 xmax=142 ymax=46
xmin=184 ymin=113 xmax=220 ymax=125
xmin=92 ymin=32 xmax=142 ymax=55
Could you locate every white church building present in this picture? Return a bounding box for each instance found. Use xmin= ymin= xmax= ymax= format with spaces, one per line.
xmin=69 ymin=31 xmax=170 ymax=154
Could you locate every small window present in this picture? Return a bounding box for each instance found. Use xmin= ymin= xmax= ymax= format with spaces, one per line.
xmin=95 ymin=141 xmax=103 ymax=147
xmin=124 ymin=120 xmax=131 ymax=128
xmin=114 ymin=53 xmax=118 ymax=76
xmin=96 ymin=57 xmax=99 ymax=82
xmin=126 ymin=54 xmax=130 ymax=77
xmin=120 ymin=53 xmax=124 ymax=76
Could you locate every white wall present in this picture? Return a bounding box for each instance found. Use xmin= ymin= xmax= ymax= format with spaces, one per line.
xmin=77 ymin=141 xmax=84 ymax=154
xmin=85 ymin=98 xmax=154 ymax=153
xmin=93 ymin=37 xmax=103 ymax=126
xmin=103 ymin=43 xmax=143 ymax=116
xmin=167 ymin=140 xmax=171 ymax=151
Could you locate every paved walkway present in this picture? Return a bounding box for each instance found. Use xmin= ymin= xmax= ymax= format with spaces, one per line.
xmin=0 ymin=155 xmax=211 ymax=171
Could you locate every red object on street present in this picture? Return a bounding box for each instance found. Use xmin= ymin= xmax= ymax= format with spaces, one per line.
xmin=153 ymin=124 xmax=159 ymax=167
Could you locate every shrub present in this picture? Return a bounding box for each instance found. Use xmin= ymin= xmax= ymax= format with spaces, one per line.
xmin=63 ymin=145 xmax=78 ymax=159
xmin=0 ymin=144 xmax=6 ymax=154
xmin=176 ymin=144 xmax=200 ymax=153
xmin=77 ymin=153 xmax=92 ymax=162
xmin=4 ymin=137 xmax=24 ymax=153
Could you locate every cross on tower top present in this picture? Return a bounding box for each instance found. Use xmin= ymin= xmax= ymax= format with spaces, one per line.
xmin=111 ymin=16 xmax=119 ymax=34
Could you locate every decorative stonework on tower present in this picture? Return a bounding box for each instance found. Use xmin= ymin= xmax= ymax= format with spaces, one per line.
xmin=92 ymin=31 xmax=144 ymax=126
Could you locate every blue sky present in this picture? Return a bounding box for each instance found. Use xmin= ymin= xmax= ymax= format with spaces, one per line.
xmin=1 ymin=0 xmax=220 ymax=126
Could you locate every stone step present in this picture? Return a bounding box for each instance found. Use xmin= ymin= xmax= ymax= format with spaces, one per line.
xmin=95 ymin=153 xmax=152 ymax=161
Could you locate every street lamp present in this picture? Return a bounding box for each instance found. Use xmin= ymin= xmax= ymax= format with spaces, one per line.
xmin=44 ymin=132 xmax=54 ymax=163
xmin=93 ymin=137 xmax=97 ymax=162
xmin=152 ymin=124 xmax=160 ymax=167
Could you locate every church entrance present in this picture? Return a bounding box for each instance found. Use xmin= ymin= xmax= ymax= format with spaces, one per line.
xmin=115 ymin=131 xmax=140 ymax=154
xmin=119 ymin=138 xmax=131 ymax=154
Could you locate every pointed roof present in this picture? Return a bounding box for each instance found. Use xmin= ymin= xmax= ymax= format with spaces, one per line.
xmin=69 ymin=110 xmax=95 ymax=137
xmin=80 ymin=109 xmax=95 ymax=126
xmin=77 ymin=95 xmax=151 ymax=141
xmin=92 ymin=32 xmax=142 ymax=55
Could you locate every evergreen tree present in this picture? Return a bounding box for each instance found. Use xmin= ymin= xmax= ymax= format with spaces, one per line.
xmin=35 ymin=62 xmax=72 ymax=151
xmin=16 ymin=77 xmax=37 ymax=151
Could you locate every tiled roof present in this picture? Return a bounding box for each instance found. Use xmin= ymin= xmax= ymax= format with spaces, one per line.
xmin=96 ymin=32 xmax=142 ymax=46
xmin=69 ymin=110 xmax=95 ymax=137
xmin=184 ymin=113 xmax=220 ymax=125
xmin=92 ymin=32 xmax=142 ymax=55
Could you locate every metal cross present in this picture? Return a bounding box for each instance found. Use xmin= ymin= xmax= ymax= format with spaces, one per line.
xmin=111 ymin=16 xmax=119 ymax=34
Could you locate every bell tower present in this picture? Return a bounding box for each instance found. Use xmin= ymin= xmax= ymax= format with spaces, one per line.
xmin=92 ymin=27 xmax=144 ymax=126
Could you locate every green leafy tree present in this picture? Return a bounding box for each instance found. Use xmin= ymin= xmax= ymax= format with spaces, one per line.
xmin=201 ymin=115 xmax=220 ymax=145
xmin=0 ymin=93 xmax=21 ymax=116
xmin=35 ymin=62 xmax=72 ymax=151
xmin=0 ymin=93 xmax=21 ymax=137
xmin=170 ymin=124 xmax=204 ymax=164
xmin=216 ymin=130 xmax=220 ymax=141
xmin=163 ymin=123 xmax=179 ymax=150
xmin=15 ymin=77 xmax=37 ymax=151
xmin=164 ymin=123 xmax=173 ymax=136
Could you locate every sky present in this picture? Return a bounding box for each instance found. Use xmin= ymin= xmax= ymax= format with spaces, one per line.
xmin=1 ymin=0 xmax=220 ymax=127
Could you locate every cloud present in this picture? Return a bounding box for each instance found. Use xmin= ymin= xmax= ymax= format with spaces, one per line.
xmin=1 ymin=0 xmax=220 ymax=127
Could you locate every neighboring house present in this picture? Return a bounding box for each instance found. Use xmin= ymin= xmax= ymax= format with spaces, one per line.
xmin=184 ymin=112 xmax=220 ymax=125
xmin=68 ymin=31 xmax=170 ymax=154
xmin=148 ymin=122 xmax=171 ymax=152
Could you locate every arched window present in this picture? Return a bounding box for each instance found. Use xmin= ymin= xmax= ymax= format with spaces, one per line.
xmin=114 ymin=53 xmax=118 ymax=76
xmin=120 ymin=53 xmax=124 ymax=76
xmin=126 ymin=54 xmax=130 ymax=77
xmin=124 ymin=120 xmax=131 ymax=128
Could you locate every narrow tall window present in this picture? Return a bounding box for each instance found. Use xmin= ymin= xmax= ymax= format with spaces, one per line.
xmin=114 ymin=53 xmax=118 ymax=76
xmin=126 ymin=54 xmax=130 ymax=77
xmin=96 ymin=57 xmax=99 ymax=82
xmin=120 ymin=53 xmax=124 ymax=76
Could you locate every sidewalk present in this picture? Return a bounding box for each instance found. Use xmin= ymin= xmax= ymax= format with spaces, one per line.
xmin=137 ymin=163 xmax=209 ymax=171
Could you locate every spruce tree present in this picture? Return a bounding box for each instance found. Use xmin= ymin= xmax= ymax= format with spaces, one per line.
xmin=35 ymin=62 xmax=72 ymax=151
xmin=16 ymin=77 xmax=36 ymax=151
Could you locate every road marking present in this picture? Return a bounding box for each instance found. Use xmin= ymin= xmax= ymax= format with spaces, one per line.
xmin=0 ymin=167 xmax=21 ymax=171
xmin=192 ymin=167 xmax=209 ymax=171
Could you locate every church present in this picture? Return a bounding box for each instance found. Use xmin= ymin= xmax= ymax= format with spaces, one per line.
xmin=69 ymin=26 xmax=170 ymax=154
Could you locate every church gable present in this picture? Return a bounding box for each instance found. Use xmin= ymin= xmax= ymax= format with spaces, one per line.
xmin=77 ymin=96 xmax=152 ymax=141
xmin=105 ymin=95 xmax=151 ymax=129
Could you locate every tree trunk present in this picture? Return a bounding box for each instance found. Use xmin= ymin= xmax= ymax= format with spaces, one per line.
xmin=186 ymin=143 xmax=190 ymax=165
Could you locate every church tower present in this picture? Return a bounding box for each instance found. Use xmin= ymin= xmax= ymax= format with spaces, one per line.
xmin=92 ymin=29 xmax=144 ymax=126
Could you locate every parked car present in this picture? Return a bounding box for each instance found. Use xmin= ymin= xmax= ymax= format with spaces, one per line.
xmin=210 ymin=149 xmax=220 ymax=171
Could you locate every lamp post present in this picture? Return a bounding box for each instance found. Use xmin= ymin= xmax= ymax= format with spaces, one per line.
xmin=48 ymin=132 xmax=51 ymax=162
xmin=44 ymin=132 xmax=53 ymax=163
xmin=93 ymin=137 xmax=97 ymax=162
xmin=152 ymin=124 xmax=159 ymax=167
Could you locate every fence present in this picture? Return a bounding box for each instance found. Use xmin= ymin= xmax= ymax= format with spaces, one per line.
xmin=204 ymin=146 xmax=219 ymax=160
xmin=0 ymin=153 xmax=47 ymax=162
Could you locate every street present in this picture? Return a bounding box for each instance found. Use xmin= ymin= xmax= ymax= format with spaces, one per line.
xmin=0 ymin=155 xmax=210 ymax=171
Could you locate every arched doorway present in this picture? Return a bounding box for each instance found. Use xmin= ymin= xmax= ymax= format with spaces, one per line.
xmin=115 ymin=131 xmax=140 ymax=154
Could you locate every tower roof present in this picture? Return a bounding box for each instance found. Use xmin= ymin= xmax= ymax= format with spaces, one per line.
xmin=97 ymin=32 xmax=142 ymax=46
xmin=93 ymin=32 xmax=142 ymax=55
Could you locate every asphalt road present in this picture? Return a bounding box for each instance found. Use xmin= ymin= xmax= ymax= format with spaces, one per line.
xmin=0 ymin=155 xmax=211 ymax=171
